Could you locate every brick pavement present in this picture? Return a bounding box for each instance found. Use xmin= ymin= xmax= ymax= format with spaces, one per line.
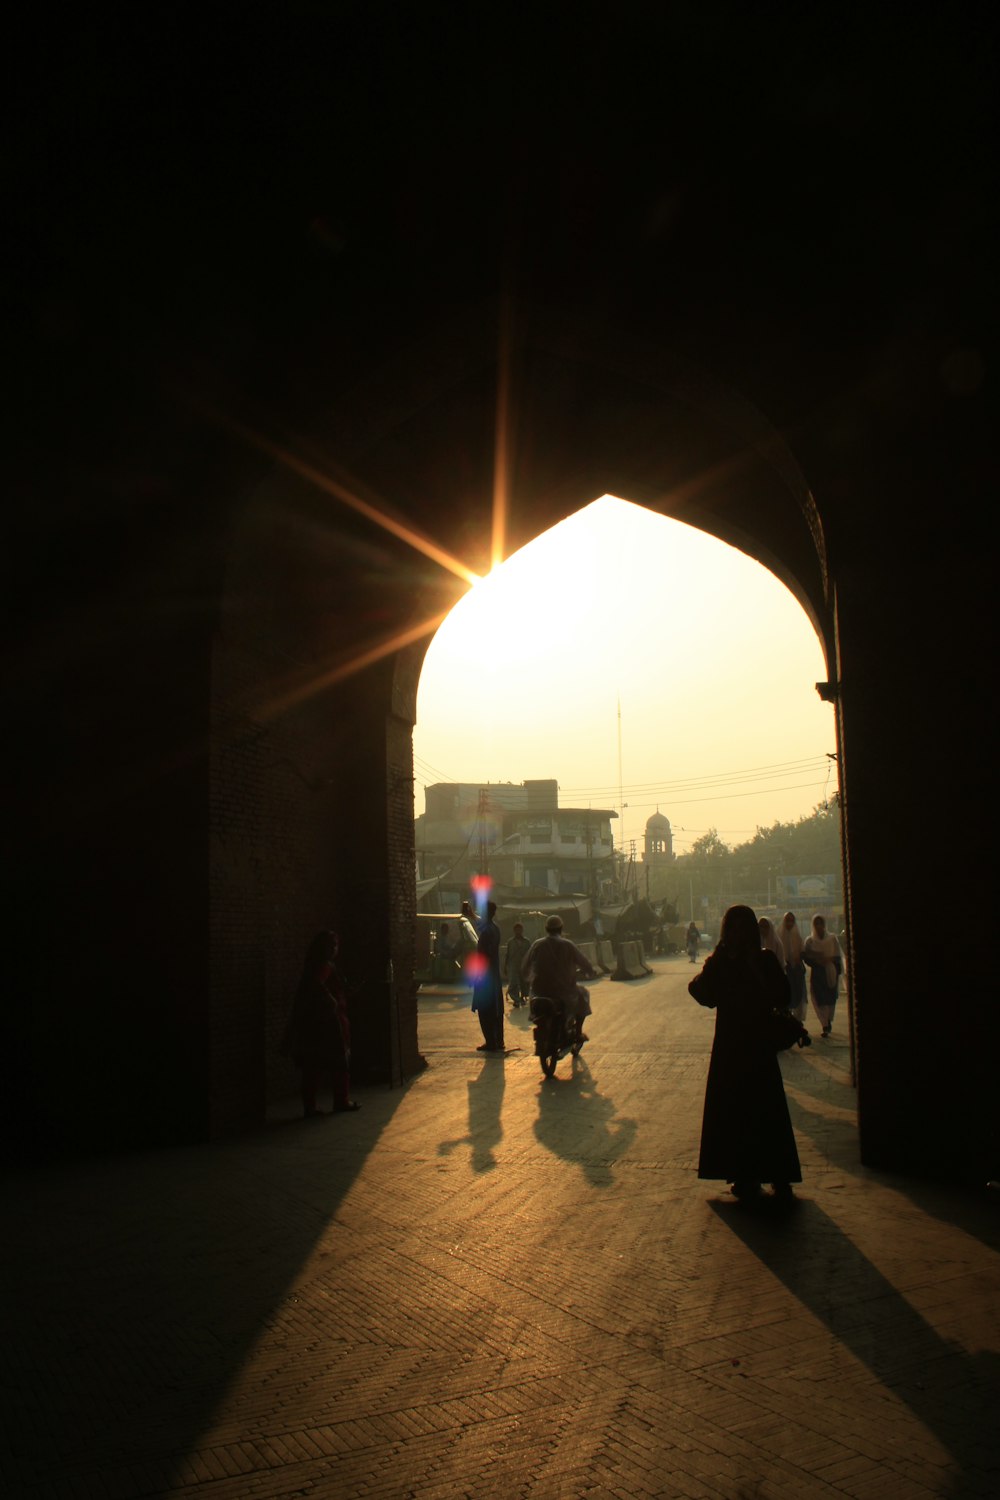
xmin=2 ymin=959 xmax=998 ymax=1499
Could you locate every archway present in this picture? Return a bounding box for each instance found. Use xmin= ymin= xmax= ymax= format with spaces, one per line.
xmin=410 ymin=494 xmax=843 ymax=1050
xmin=205 ymin=307 xmax=988 ymax=1179
xmin=5 ymin=9 xmax=988 ymax=1187
xmin=208 ymin=319 xmax=846 ymax=1124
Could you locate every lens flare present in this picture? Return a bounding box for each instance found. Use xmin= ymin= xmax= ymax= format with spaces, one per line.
xmin=492 ymin=298 xmax=513 ymax=572
xmin=469 ymin=873 xmax=493 ymax=919
xmin=464 ymin=952 xmax=488 ymax=982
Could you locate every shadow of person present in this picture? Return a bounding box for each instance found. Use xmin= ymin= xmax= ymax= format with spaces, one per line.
xmin=709 ymin=1198 xmax=999 ymax=1498
xmin=533 ymin=1055 xmax=637 ymax=1188
xmin=437 ymin=1061 xmax=506 ymax=1173
xmin=1 ymin=1085 xmax=411 ymax=1500
xmin=777 ymin=1045 xmax=857 ymax=1110
xmin=783 ymin=1084 xmax=862 ymax=1174
xmin=783 ymin=1085 xmax=1000 ymax=1256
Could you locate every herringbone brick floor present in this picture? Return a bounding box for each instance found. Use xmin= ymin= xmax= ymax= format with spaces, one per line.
xmin=2 ymin=959 xmax=998 ymax=1498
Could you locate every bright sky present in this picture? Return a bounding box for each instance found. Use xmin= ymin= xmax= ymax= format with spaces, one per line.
xmin=413 ymin=496 xmax=837 ymax=856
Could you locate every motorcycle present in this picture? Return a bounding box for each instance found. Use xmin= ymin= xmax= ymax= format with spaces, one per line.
xmin=529 ymin=993 xmax=582 ymax=1078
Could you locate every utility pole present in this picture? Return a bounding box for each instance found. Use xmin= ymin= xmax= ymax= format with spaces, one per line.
xmin=477 ymin=787 xmax=489 ymax=883
xmin=617 ymin=696 xmax=624 ymax=870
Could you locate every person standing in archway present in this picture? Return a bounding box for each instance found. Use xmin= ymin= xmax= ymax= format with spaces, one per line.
xmin=690 ymin=903 xmax=802 ymax=1204
xmin=281 ymin=930 xmax=360 ymax=1116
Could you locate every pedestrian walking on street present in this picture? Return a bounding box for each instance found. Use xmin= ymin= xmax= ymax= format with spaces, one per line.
xmin=689 ymin=903 xmax=802 ymax=1205
xmin=758 ymin=916 xmax=785 ymax=965
xmin=686 ymin=921 xmax=700 ymax=963
xmin=776 ymin=911 xmax=807 ymax=1023
xmin=503 ymin=921 xmax=532 ymax=1007
xmin=803 ymin=913 xmax=843 ymax=1038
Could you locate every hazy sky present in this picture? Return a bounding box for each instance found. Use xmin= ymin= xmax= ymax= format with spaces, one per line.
xmin=414 ymin=497 xmax=837 ymax=856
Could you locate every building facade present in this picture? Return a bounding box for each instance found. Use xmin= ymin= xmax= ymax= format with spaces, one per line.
xmin=416 ymin=779 xmax=617 ymax=906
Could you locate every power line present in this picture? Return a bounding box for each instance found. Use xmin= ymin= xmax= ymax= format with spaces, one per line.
xmin=414 ymin=753 xmax=833 ymax=800
xmin=563 ymin=754 xmax=830 ymax=798
xmin=413 ymin=753 xmax=460 ymax=786
xmin=627 ymin=779 xmax=831 ymax=811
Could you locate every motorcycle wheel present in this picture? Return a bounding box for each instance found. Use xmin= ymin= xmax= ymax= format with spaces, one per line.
xmin=539 ymin=1017 xmax=559 ymax=1077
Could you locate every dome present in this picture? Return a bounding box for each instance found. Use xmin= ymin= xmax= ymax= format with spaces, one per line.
xmin=646 ymin=810 xmax=671 ymax=831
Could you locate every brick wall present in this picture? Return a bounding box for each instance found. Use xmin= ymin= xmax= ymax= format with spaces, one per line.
xmin=205 ymin=484 xmax=434 ymax=1130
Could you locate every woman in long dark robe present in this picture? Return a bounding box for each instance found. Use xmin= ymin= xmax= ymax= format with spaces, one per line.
xmin=689 ymin=904 xmax=802 ymax=1203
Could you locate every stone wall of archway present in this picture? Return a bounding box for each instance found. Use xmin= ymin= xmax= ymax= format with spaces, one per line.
xmin=207 ymin=321 xmax=838 ymax=1115
xmin=203 ymin=310 xmax=993 ymax=1181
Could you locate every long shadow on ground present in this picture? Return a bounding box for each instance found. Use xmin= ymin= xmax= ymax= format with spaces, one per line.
xmin=0 ymin=1093 xmax=404 ymax=1496
xmin=533 ymin=1055 xmax=638 ymax=1187
xmin=711 ymin=1198 xmax=999 ymax=1499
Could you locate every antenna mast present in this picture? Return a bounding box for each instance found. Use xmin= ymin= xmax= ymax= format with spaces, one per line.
xmin=617 ymin=695 xmax=625 ymax=889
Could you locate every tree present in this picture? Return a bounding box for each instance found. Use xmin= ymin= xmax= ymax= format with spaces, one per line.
xmin=672 ymin=807 xmax=843 ymax=919
xmin=672 ymin=828 xmax=733 ymax=919
xmin=690 ymin=828 xmax=730 ymax=860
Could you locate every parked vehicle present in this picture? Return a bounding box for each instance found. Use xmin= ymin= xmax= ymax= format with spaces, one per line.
xmin=415 ymin=913 xmax=479 ymax=986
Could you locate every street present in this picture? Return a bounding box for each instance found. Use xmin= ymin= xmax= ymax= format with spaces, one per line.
xmin=2 ymin=955 xmax=997 ymax=1498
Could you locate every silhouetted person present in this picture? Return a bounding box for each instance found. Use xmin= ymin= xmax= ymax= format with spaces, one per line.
xmin=686 ymin=921 xmax=700 ymax=963
xmin=436 ymin=920 xmax=459 ymax=956
xmin=503 ymin=921 xmax=531 ymax=1007
xmin=432 ymin=920 xmax=461 ymax=980
xmin=282 ymin=929 xmax=360 ymax=1116
xmin=465 ymin=898 xmax=503 ymax=1051
xmin=776 ymin=910 xmax=807 ymax=1022
xmin=689 ymin=903 xmax=801 ymax=1205
xmin=803 ymin=913 xmax=843 ymax=1038
xmin=523 ymin=913 xmax=597 ymax=1050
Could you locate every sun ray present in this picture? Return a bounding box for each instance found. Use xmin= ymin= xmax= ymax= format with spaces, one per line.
xmin=255 ymin=608 xmax=453 ymax=722
xmin=491 ymin=301 xmax=513 ymax=572
xmin=216 ymin=412 xmax=481 ymax=586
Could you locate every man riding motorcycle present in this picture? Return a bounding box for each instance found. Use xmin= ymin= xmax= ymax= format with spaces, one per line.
xmin=521 ymin=914 xmax=597 ymax=1051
